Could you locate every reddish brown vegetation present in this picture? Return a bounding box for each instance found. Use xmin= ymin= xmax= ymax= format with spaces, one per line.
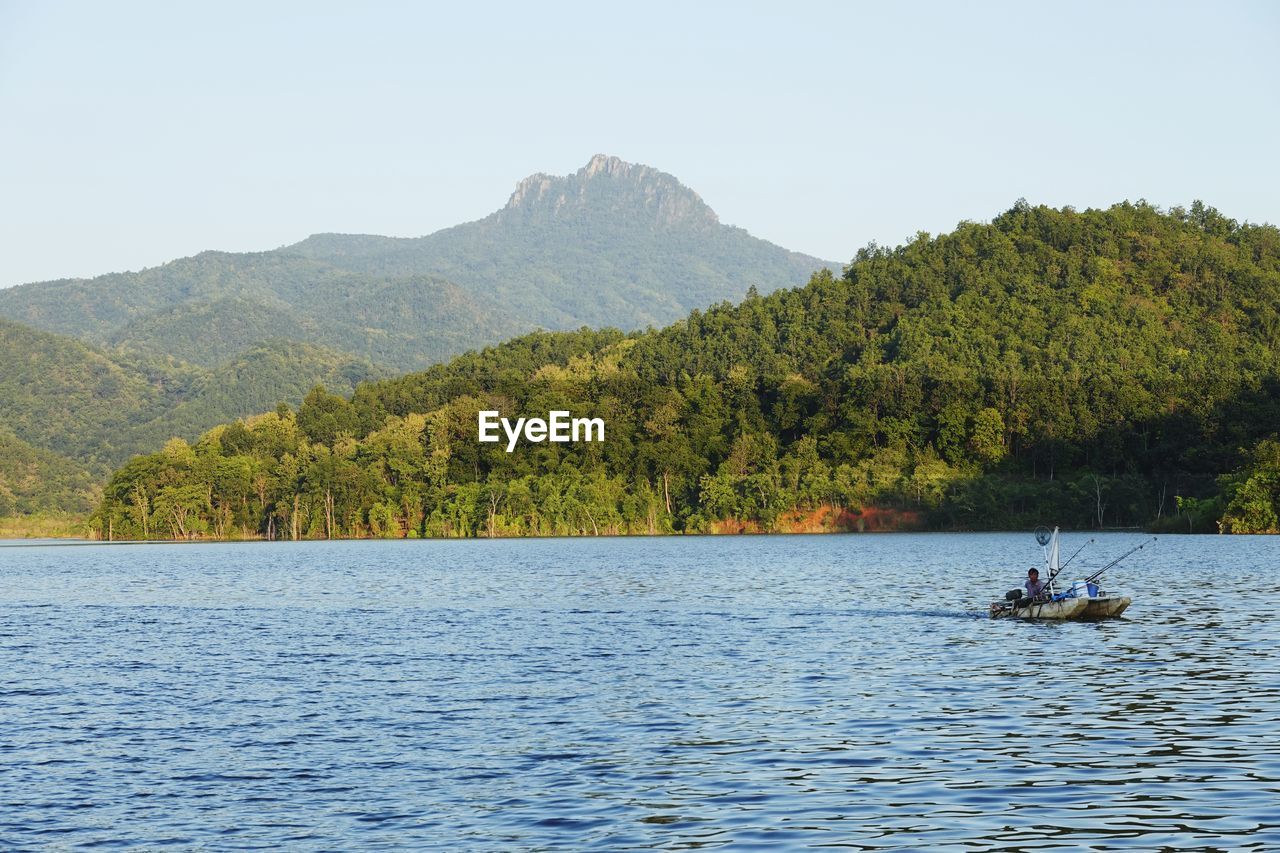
xmin=709 ymin=504 xmax=924 ymax=535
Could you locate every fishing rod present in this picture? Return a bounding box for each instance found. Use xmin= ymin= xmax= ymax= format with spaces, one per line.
xmin=1040 ymin=537 xmax=1154 ymax=601
xmin=1037 ymin=559 xmax=1072 ymax=599
xmin=1058 ymin=538 xmax=1095 ymax=573
xmin=1082 ymin=537 xmax=1156 ymax=585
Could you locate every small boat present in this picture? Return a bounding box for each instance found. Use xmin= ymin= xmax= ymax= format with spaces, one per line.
xmin=990 ymin=589 xmax=1131 ymax=620
xmin=989 ymin=527 xmax=1143 ymax=621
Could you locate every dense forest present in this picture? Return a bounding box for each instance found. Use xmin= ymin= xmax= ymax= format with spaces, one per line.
xmin=92 ymin=201 xmax=1280 ymax=540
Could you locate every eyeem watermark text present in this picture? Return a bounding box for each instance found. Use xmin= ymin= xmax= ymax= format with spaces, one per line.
xmin=478 ymin=410 xmax=605 ymax=452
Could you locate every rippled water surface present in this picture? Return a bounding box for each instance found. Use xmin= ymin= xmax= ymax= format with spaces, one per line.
xmin=2 ymin=533 xmax=1278 ymax=850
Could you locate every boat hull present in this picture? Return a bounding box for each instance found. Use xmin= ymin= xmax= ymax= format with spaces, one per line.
xmin=990 ymin=597 xmax=1088 ymax=620
xmin=1081 ymin=595 xmax=1131 ymax=619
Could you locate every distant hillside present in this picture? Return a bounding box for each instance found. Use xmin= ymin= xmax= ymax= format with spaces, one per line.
xmin=0 ymin=255 xmax=521 ymax=370
xmin=93 ymin=201 xmax=1280 ymax=540
xmin=0 ymin=317 xmax=387 ymax=478
xmin=0 ymin=317 xmax=188 ymax=471
xmin=136 ymin=340 xmax=393 ymax=447
xmin=0 ymin=155 xmax=833 ymax=371
xmin=0 ymin=429 xmax=98 ymax=516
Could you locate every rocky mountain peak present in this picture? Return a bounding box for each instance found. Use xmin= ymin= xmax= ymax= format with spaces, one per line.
xmin=500 ymin=154 xmax=719 ymax=228
xmin=581 ymin=153 xmax=633 ymax=179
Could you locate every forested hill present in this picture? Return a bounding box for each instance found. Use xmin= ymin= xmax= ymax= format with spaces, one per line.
xmin=0 ymin=429 xmax=98 ymax=516
xmin=94 ymin=201 xmax=1280 ymax=540
xmin=0 ymin=257 xmax=523 ymax=371
xmin=0 ymin=317 xmax=386 ymax=479
xmin=0 ymin=155 xmax=831 ymax=372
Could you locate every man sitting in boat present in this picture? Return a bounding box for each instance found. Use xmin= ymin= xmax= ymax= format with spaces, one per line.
xmin=1024 ymin=568 xmax=1046 ymax=599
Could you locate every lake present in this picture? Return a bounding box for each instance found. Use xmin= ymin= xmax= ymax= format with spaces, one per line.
xmin=2 ymin=533 xmax=1277 ymax=850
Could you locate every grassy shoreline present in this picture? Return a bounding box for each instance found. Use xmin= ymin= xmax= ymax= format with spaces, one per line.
xmin=0 ymin=514 xmax=91 ymax=539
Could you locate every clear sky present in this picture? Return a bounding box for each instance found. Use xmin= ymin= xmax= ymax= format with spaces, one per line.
xmin=1 ymin=0 xmax=1276 ymax=287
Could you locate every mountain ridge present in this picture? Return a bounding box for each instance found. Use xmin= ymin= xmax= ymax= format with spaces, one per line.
xmin=0 ymin=155 xmax=834 ymax=372
xmin=281 ymin=154 xmax=831 ymax=334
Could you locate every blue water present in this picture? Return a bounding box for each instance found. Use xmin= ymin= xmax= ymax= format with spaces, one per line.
xmin=2 ymin=533 xmax=1277 ymax=850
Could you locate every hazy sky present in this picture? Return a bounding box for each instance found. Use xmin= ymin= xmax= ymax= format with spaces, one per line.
xmin=1 ymin=0 xmax=1276 ymax=287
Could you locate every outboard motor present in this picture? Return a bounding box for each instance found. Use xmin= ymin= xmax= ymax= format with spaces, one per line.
xmin=1005 ymin=589 xmax=1024 ymax=602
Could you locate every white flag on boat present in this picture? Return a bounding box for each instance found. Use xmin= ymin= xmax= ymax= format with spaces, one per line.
xmin=1047 ymin=526 xmax=1061 ymax=591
